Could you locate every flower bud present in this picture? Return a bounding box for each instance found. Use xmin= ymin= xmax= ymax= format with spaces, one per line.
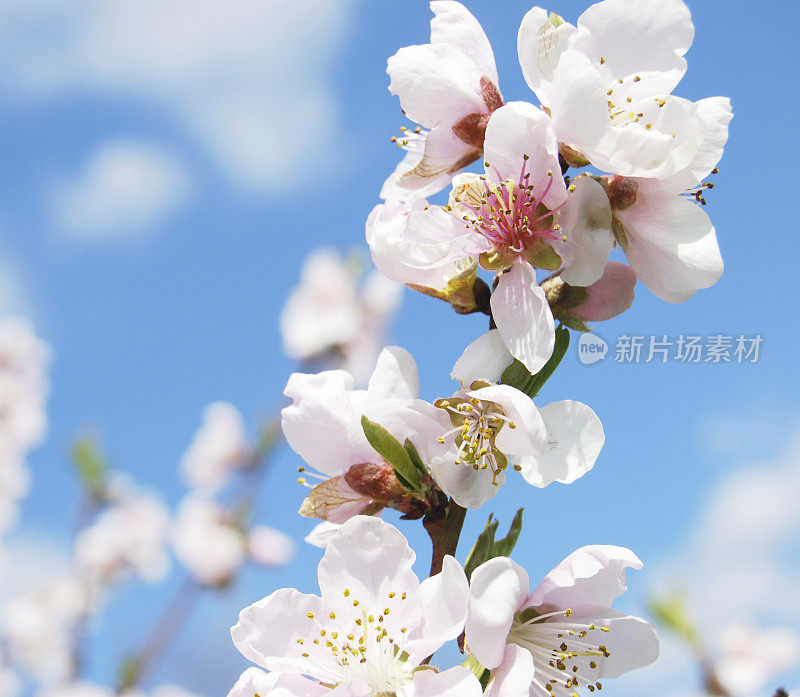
xmin=600 ymin=175 xmax=639 ymax=210
xmin=344 ymin=461 xmax=407 ymax=503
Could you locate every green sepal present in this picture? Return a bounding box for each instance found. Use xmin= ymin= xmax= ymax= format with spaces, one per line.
xmin=462 ymin=654 xmax=485 ymax=680
xmin=612 ymin=215 xmax=629 ymax=251
xmin=521 ymin=238 xmax=562 ymax=271
xmin=361 ymin=416 xmax=421 ymax=492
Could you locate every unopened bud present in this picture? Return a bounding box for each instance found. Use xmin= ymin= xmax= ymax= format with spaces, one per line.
xmin=600 ymin=175 xmax=639 ymax=211
xmin=344 ymin=462 xmax=406 ymax=502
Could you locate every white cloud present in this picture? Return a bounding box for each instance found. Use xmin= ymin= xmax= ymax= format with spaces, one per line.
xmin=619 ymin=423 xmax=800 ymax=697
xmin=0 ymin=0 xmax=355 ymax=192
xmin=49 ymin=140 xmax=191 ymax=241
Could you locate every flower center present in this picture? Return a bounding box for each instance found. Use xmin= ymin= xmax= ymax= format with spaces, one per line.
xmin=446 ymin=157 xmax=565 ymax=259
xmin=301 ymin=590 xmax=415 ymax=696
xmin=434 ymin=396 xmax=519 ymax=486
xmin=508 ymin=608 xmax=612 ymax=697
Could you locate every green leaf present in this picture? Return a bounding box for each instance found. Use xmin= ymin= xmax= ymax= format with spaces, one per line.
xmin=527 ymin=325 xmax=571 ymax=397
xmin=492 ymin=508 xmax=524 ymax=558
xmin=464 ymin=514 xmax=499 ymax=580
xmin=71 ymin=435 xmax=108 ymax=498
xmin=403 ymin=439 xmax=429 ymax=481
xmin=500 ymin=359 xmax=531 ymax=393
xmin=361 ymin=416 xmax=421 ymax=492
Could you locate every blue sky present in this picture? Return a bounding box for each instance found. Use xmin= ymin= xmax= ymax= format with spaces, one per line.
xmin=1 ymin=0 xmax=799 ymax=695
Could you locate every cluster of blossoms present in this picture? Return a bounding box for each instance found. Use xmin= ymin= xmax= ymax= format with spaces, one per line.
xmin=0 ymin=319 xmax=50 ymax=544
xmin=226 ymin=1 xmax=733 ymax=697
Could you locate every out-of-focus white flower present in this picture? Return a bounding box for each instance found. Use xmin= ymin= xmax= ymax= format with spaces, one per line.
xmin=230 ymin=516 xmax=480 ymax=697
xmin=280 ymin=249 xmax=401 ymax=385
xmin=181 ymin=402 xmax=251 ymax=494
xmin=172 ymin=497 xmax=245 ymax=587
xmin=0 ymin=319 xmax=50 ymax=540
xmin=121 ymin=684 xmax=203 ymax=697
xmin=247 ymin=526 xmax=294 ymax=568
xmin=0 ymin=649 xmax=19 ymax=697
xmin=73 ymin=492 xmax=170 ymax=586
xmin=384 ymin=1 xmax=503 ymax=199
xmin=0 ymin=575 xmax=88 ymax=684
xmin=713 ymin=623 xmax=800 ymax=697
xmin=466 ymin=546 xmax=658 ymax=697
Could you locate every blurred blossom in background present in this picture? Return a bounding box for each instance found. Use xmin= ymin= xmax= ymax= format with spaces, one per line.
xmin=0 ymin=1 xmax=797 ymax=697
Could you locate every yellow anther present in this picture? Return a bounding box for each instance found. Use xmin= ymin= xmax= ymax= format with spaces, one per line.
xmin=306 ymin=612 xmax=315 ymax=620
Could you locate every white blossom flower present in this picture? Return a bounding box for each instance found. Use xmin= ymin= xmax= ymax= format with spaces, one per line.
xmin=0 ymin=649 xmax=19 ymax=697
xmin=712 ymin=623 xmax=800 ymax=697
xmin=425 ymin=330 xmax=604 ymax=508
xmin=384 ymin=1 xmax=503 ymax=199
xmin=172 ymin=497 xmax=245 ymax=587
xmin=36 ymin=682 xmax=113 ymax=697
xmin=74 ymin=491 xmax=170 ymax=586
xmin=601 ymin=97 xmax=732 ymax=302
xmin=518 ymin=0 xmax=709 ymax=179
xmin=230 ymin=515 xmax=480 ymax=697
xmin=280 ymin=249 xmax=401 ymax=386
xmin=181 ymin=402 xmax=251 ymax=494
xmin=0 ymin=575 xmax=88 ymax=684
xmin=466 ymin=547 xmax=658 ymax=697
xmin=282 ymin=346 xmax=442 ymax=524
xmin=370 ymin=102 xmax=614 ymax=374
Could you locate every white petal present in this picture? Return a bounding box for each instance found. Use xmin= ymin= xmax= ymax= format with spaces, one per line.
xmin=554 ymin=175 xmax=614 ymax=287
xmin=528 ymin=545 xmax=643 ymax=613
xmin=451 ymin=329 xmax=513 ymax=386
xmin=408 ymin=555 xmax=469 ymax=662
xmin=483 ymin=102 xmax=566 ymax=210
xmin=571 ymin=261 xmax=637 ymax=322
xmin=517 ymin=8 xmax=577 ymax=105
xmin=304 ymin=521 xmax=342 ymax=549
xmin=491 ymin=261 xmax=555 ymax=375
xmin=518 ymin=400 xmax=604 ymax=487
xmin=619 ymin=184 xmax=723 ymax=302
xmin=430 ymin=1 xmax=498 ymax=84
xmin=399 ymin=666 xmax=483 ymax=697
xmin=573 ymin=0 xmax=694 ymax=95
xmin=427 ymin=447 xmax=503 ymax=509
xmin=231 ymin=588 xmax=322 ymax=676
xmin=281 ymin=371 xmax=369 ymax=476
xmin=485 ymin=644 xmax=536 ymax=697
xmin=368 ymin=346 xmax=420 ymax=401
xmin=388 ymin=43 xmax=486 ymax=127
xmin=317 ymin=516 xmax=422 ymax=638
xmin=227 ymin=669 xmax=327 ymax=697
xmin=466 ymin=556 xmax=530 ymax=669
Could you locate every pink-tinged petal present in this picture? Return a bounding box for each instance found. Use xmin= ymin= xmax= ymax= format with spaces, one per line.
xmin=305 ymin=521 xmax=342 ymax=549
xmin=248 ymin=527 xmax=295 ymax=567
xmin=391 ymin=126 xmax=480 ymax=197
xmin=388 ymin=43 xmax=486 ymax=127
xmin=618 ymin=184 xmax=723 ymax=303
xmin=517 ymin=8 xmax=577 ymax=105
xmin=317 ymin=516 xmax=422 ymax=638
xmin=399 ymin=666 xmax=483 ymax=697
xmin=491 ymin=261 xmax=555 ymax=375
xmin=328 ymin=681 xmax=372 ymax=697
xmin=451 ymin=329 xmax=513 ymax=387
xmin=549 ymin=50 xmax=611 ymax=156
xmin=430 ymin=1 xmax=498 ymax=85
xmin=282 ymin=371 xmax=368 ymax=476
xmin=483 ymin=102 xmax=566 ymax=209
xmin=485 ymin=644 xmax=536 ymax=697
xmin=466 ymin=557 xmax=530 ymax=669
xmin=407 ymin=555 xmax=469 ymax=662
xmin=227 ymin=669 xmax=327 ymax=697
xmin=570 ymin=610 xmax=660 ymax=677
xmin=401 ymin=206 xmax=487 ymax=268
xmin=468 ymin=384 xmax=546 ymax=459
xmin=518 ymin=400 xmax=604 ymax=487
xmin=553 ymin=175 xmax=613 ymax=287
xmin=528 ymin=545 xmax=643 ymax=613
xmin=231 ymin=588 xmax=322 ymax=675
xmin=427 ymin=447 xmax=503 ymax=509
xmin=573 ymin=0 xmax=693 ymax=96
xmin=661 ymin=97 xmax=733 ymax=194
xmin=571 ymin=262 xmax=637 ymax=322
xmin=368 ymin=347 xmax=420 ymax=402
